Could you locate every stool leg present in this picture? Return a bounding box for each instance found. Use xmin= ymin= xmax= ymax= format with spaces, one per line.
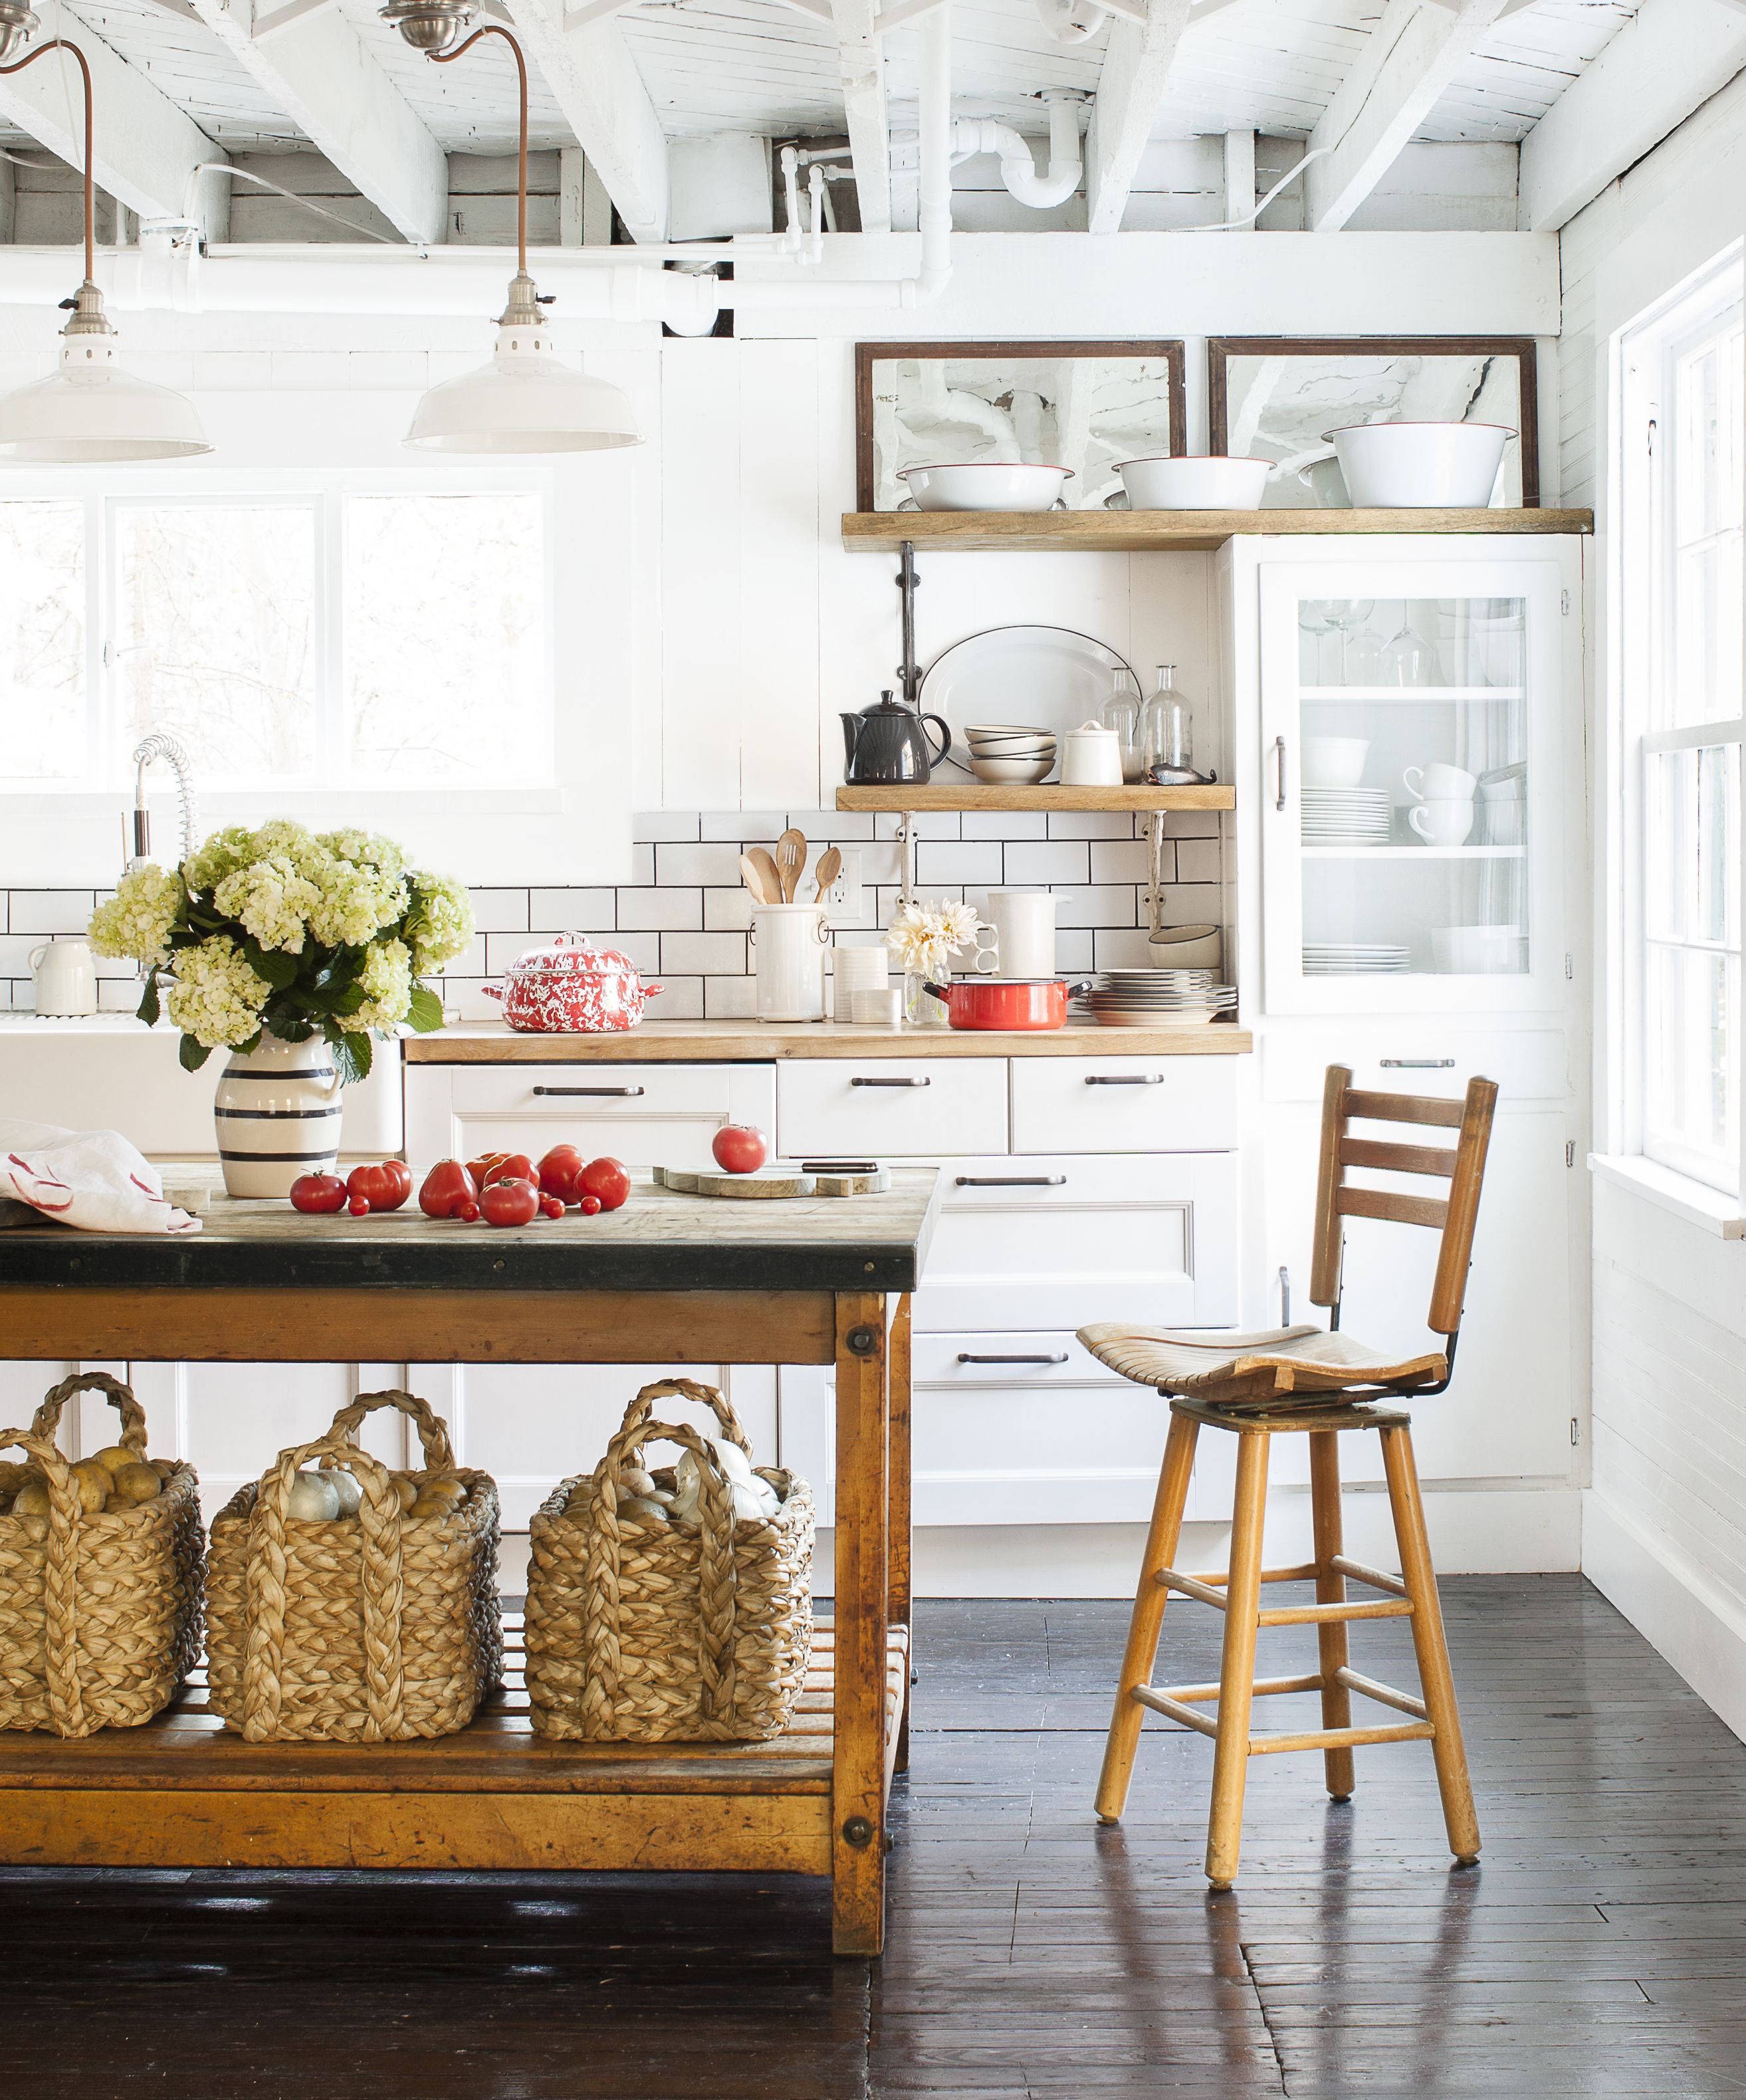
xmin=1095 ymin=1411 xmax=1199 ymax=1824
xmin=1380 ymin=1423 xmax=1481 ymax=1865
xmin=1205 ymin=1429 xmax=1269 ymax=1891
xmin=1308 ymin=1429 xmax=1355 ymax=1802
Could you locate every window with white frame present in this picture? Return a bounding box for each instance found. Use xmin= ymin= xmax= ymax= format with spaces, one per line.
xmin=1618 ymin=253 xmax=1746 ymax=1196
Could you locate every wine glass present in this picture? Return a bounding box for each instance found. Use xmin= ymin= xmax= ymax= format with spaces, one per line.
xmin=1321 ymin=599 xmax=1376 ymax=684
xmin=1382 ymin=613 xmax=1438 ymax=688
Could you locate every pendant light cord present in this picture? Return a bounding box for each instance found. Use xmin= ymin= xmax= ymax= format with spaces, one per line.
xmin=429 ymin=25 xmax=528 ymax=277
xmin=0 ymin=37 xmax=94 ymax=283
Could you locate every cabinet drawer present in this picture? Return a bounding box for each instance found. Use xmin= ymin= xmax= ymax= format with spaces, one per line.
xmin=915 ymin=1152 xmax=1238 ymax=1331
xmin=1010 ymin=1055 xmax=1240 ymax=1154
xmin=776 ymin=1058 xmax=1007 ymax=1158
xmin=1261 ymin=1029 xmax=1569 ymax=1104
xmin=404 ymin=1062 xmax=776 ymax=1174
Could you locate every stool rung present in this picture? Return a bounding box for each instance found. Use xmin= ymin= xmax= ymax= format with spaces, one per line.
xmin=1257 ymin=1597 xmax=1414 ymax=1628
xmin=1154 ymin=1568 xmax=1228 ymax=1610
xmin=1153 ymin=1673 xmax=1323 ymax=1705
xmin=1131 ymin=1686 xmax=1219 ymax=1736
xmin=1335 ymin=1665 xmax=1428 ymax=1719
xmin=1329 ymin=1553 xmax=1410 ymax=1599
xmin=1189 ymin=1564 xmax=1319 ymax=1588
xmin=1248 ymin=1719 xmax=1436 ymax=1756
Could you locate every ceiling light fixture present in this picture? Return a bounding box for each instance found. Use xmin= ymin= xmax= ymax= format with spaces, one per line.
xmin=382 ymin=0 xmax=641 ymax=455
xmin=0 ymin=18 xmax=211 ymax=463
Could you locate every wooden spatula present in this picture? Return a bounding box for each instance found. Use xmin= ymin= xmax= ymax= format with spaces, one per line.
xmin=775 ymin=829 xmax=807 ymax=902
xmin=813 ymin=845 xmax=842 ymax=902
xmin=745 ymin=846 xmax=782 ymax=904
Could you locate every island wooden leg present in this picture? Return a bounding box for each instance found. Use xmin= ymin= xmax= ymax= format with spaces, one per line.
xmin=888 ymin=1293 xmax=914 ymax=1775
xmin=832 ymin=1291 xmax=890 ymax=1957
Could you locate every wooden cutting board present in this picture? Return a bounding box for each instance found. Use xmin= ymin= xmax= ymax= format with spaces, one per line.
xmin=654 ymin=1164 xmax=891 ymax=1200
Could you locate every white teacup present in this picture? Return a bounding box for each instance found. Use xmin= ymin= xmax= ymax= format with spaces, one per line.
xmin=1302 ymin=736 xmax=1370 ymax=788
xmin=1403 ymin=762 xmax=1477 ymax=802
xmin=1408 ymin=798 xmax=1475 ymax=847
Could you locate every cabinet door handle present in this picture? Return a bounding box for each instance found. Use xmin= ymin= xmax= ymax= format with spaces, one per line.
xmin=1378 ymin=1059 xmax=1456 ymax=1070
xmin=850 ymin=1075 xmax=930 ymax=1087
xmin=1274 ymin=734 xmax=1288 ymax=811
xmin=956 ymin=1352 xmax=1069 ymax=1366
xmin=954 ymin=1174 xmax=1067 ymax=1187
xmin=532 ymin=1085 xmax=647 ymax=1097
xmin=1084 ymin=1074 xmax=1164 ymax=1086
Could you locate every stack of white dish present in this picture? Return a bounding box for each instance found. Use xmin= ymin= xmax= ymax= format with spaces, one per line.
xmin=966 ymin=723 xmax=1057 ymax=785
xmin=1077 ymin=968 xmax=1238 ymax=1027
xmin=1303 ymin=942 xmax=1412 ymax=975
xmin=1301 ymin=786 xmax=1391 ymax=846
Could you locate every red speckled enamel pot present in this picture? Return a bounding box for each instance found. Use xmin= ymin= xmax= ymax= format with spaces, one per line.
xmin=484 ymin=932 xmax=663 ymax=1033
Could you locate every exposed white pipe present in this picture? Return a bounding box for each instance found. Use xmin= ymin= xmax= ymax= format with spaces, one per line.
xmin=954 ymin=89 xmax=1084 ymax=211
xmin=913 ymin=0 xmax=953 ymax=302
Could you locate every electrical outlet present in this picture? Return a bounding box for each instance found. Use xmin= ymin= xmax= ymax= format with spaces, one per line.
xmin=823 ymin=850 xmax=863 ymax=921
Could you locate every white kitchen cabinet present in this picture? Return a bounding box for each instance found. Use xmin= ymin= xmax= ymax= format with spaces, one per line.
xmin=1010 ymin=1053 xmax=1240 ymax=1153
xmin=776 ymin=1057 xmax=1009 ymax=1158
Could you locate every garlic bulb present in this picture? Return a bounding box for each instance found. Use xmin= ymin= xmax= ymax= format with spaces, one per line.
xmin=285 ymin=1471 xmax=341 ymax=1522
xmin=671 ymin=1448 xmax=780 ymax=1524
xmin=326 ymin=1469 xmax=362 ymax=1517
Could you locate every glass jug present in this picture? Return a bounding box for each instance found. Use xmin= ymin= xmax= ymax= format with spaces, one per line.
xmin=1102 ymin=671 xmax=1144 ymax=783
xmin=1141 ymin=664 xmax=1196 ymax=782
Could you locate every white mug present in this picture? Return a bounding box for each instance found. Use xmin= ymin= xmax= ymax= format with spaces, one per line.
xmin=29 ymin=938 xmax=97 ymax=1017
xmin=1403 ymin=762 xmax=1477 ymax=802
xmin=1408 ymin=798 xmax=1475 ymax=847
xmin=1059 ymin=722 xmax=1125 ymax=788
xmin=974 ymin=891 xmax=1057 ymax=979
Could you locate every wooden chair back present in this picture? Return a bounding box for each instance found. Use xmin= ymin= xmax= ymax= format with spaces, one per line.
xmin=1308 ymin=1065 xmax=1499 ymax=1338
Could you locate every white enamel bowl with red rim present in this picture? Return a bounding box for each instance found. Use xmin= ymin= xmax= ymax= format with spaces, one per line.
xmin=900 ymin=463 xmax=1075 ymax=512
xmin=483 ymin=932 xmax=663 ymax=1033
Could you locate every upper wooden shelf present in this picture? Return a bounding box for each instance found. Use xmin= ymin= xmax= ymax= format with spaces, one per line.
xmin=835 ymin=784 xmax=1235 ymax=812
xmin=841 ymin=508 xmax=1594 ymax=554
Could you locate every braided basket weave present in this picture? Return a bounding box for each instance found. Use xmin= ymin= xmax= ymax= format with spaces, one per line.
xmin=0 ymin=1373 xmax=203 ymax=1737
xmin=205 ymin=1390 xmax=502 ymax=1743
xmin=525 ymin=1379 xmax=814 ymax=1743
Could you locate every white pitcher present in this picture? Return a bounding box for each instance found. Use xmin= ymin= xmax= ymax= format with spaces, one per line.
xmin=29 ymin=939 xmax=97 ymax=1017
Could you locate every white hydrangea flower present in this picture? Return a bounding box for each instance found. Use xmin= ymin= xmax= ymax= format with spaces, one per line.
xmin=181 ymin=825 xmax=260 ymax=898
xmin=320 ymin=828 xmax=406 ymax=881
xmin=213 ymin=853 xmax=319 ymax=955
xmin=403 ymin=872 xmax=475 ymax=974
xmin=164 ymin=936 xmax=272 ymax=1050
xmin=250 ymin=819 xmax=330 ymax=881
xmin=353 ymin=938 xmax=413 ymax=1030
xmin=306 ymin=856 xmax=409 ymax=948
xmin=87 ymin=865 xmax=185 ymax=965
xmin=884 ymin=897 xmax=980 ymax=977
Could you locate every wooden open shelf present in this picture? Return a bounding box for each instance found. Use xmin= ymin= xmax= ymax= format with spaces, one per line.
xmin=0 ymin=1618 xmax=909 ymax=1879
xmin=836 ymin=783 xmax=1235 ymax=813
xmin=842 ymin=508 xmax=1594 ymax=554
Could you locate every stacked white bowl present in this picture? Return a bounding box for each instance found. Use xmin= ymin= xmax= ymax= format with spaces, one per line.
xmin=965 ymin=722 xmax=1057 ymax=785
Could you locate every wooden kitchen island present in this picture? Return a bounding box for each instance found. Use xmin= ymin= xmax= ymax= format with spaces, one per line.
xmin=0 ymin=1169 xmax=939 ymax=1956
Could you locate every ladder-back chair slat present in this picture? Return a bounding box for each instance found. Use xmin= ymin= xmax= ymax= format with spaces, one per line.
xmin=1338 ymin=1136 xmax=1458 ymax=1179
xmin=1343 ymin=1089 xmax=1466 ymax=1130
xmin=1337 ymin=1186 xmax=1450 ymax=1230
xmin=1428 ymin=1078 xmax=1499 ymax=1334
xmin=1309 ymin=1065 xmax=1351 ymax=1309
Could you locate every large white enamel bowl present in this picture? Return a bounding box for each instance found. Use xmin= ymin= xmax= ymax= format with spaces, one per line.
xmin=1116 ymin=456 xmax=1269 ymax=510
xmin=901 ymin=463 xmax=1074 ymax=512
xmin=1327 ymin=422 xmax=1513 ymax=508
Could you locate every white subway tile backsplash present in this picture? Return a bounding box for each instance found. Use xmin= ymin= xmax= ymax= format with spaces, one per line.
xmin=1158 ymin=884 xmax=1224 ymax=926
xmin=1174 ymin=839 xmax=1224 ymax=884
xmin=704 ymin=811 xmax=784 ymax=843
xmin=526 ymin=889 xmax=615 ymax=932
xmin=1090 ymin=839 xmax=1152 ymax=885
xmin=704 ymin=976 xmax=758 ymax=1019
xmin=655 ymin=976 xmax=704 ymax=1019
xmin=656 ymin=843 xmax=747 ymax=886
xmin=98 ymin=979 xmax=142 ymax=1011
xmin=0 ymin=936 xmax=45 ymax=973
xmin=1051 ymin=885 xmax=1139 ymax=929
xmin=467 ymin=888 xmax=532 ymax=933
xmin=634 ymin=812 xmax=702 ymax=843
xmin=8 ymin=892 xmax=96 ymax=936
xmin=1004 ymin=841 xmax=1090 ymax=886
xmin=962 ymin=811 xmax=1045 ymax=840
xmin=1055 ymin=929 xmax=1095 ymax=972
xmin=915 ymin=841 xmax=1004 ymax=886
xmin=661 ymin=931 xmax=748 ymax=977
xmin=703 ymin=887 xmax=754 ymax=932
xmin=876 ymin=811 xmax=960 ymax=841
xmin=1045 ymin=813 xmax=1137 ymax=839
xmin=615 ymin=888 xmax=702 ymax=932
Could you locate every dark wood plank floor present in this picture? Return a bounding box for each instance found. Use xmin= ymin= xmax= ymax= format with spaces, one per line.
xmin=3 ymin=1576 xmax=1743 ymax=2099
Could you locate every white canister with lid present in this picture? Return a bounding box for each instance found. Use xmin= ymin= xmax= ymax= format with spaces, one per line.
xmin=30 ymin=938 xmax=98 ymax=1017
xmin=1059 ymin=721 xmax=1125 ymax=788
xmin=752 ymin=903 xmax=831 ymax=1022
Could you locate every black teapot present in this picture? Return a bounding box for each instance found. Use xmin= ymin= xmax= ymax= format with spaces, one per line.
xmin=841 ymin=691 xmax=952 ymax=786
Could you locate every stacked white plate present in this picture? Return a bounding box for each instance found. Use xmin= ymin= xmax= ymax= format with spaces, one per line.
xmin=1076 ymin=968 xmax=1238 ymax=1027
xmin=1302 ymin=943 xmax=1412 ymax=975
xmin=1301 ymin=786 xmax=1391 ymax=846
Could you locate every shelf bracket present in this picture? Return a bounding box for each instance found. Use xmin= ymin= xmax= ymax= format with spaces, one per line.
xmin=897 ymin=811 xmax=918 ymax=909
xmin=1145 ymin=809 xmax=1166 ymax=938
xmin=897 ymin=541 xmax=922 ymax=709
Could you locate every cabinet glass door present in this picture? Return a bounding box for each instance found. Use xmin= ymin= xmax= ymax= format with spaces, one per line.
xmin=1260 ymin=558 xmax=1567 ymax=1013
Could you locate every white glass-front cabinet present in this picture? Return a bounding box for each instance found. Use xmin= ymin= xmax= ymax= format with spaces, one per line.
xmin=1247 ymin=544 xmax=1579 ymax=1015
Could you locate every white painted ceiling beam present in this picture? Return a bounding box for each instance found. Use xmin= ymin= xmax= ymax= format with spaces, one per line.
xmin=1085 ymin=0 xmax=1192 ymax=234
xmin=1520 ymin=0 xmax=1746 ymax=229
xmin=831 ymin=0 xmax=892 ymax=234
xmin=0 ymin=17 xmax=227 ymax=234
xmin=183 ymin=0 xmax=448 ymax=246
xmin=1304 ymin=0 xmax=1509 ymax=232
xmin=499 ymin=0 xmax=670 ymax=243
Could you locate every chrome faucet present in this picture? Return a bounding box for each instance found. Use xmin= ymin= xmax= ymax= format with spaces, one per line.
xmin=128 ymin=732 xmax=199 ymax=872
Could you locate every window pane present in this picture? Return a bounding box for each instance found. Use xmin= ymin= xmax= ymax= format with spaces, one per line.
xmin=1662 ymin=314 xmax=1745 ymax=728
xmin=116 ymin=504 xmax=317 ymax=781
xmin=343 ymin=492 xmax=548 ymax=784
xmin=0 ymin=499 xmax=84 ymax=779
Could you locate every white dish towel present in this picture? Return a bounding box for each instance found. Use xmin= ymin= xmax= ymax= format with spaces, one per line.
xmin=1 ymin=1118 xmax=203 ymax=1234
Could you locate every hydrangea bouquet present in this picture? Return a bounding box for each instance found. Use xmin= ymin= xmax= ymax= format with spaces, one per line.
xmin=88 ymin=821 xmax=475 ymax=1083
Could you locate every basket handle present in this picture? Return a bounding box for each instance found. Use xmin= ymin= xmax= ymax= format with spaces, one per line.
xmin=611 ymin=1378 xmax=754 ymax=1473
xmin=0 ymin=1421 xmax=90 ymax=1736
xmin=241 ymin=1432 xmax=406 ymax=1744
xmin=31 ymin=1371 xmax=148 ymax=1457
xmin=328 ymin=1388 xmax=457 ymax=1473
xmin=580 ymin=1416 xmax=740 ymax=1733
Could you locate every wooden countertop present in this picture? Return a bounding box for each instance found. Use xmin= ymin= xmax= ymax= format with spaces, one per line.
xmin=0 ymin=1165 xmax=941 ymax=1297
xmin=409 ymin=1019 xmax=1252 ymax=1061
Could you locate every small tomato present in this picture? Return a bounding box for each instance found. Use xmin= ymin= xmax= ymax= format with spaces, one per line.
xmin=419 ymin=1159 xmax=478 ymax=1220
xmin=289 ymin=1172 xmax=347 ymax=1215
xmin=348 ymin=1196 xmax=370 ymax=1217
xmin=538 ymin=1194 xmax=565 ymax=1220
xmin=577 ymin=1193 xmax=602 ymax=1216
xmin=578 ymin=1156 xmax=631 ymax=1212
xmin=480 ymin=1176 xmax=540 ymax=1227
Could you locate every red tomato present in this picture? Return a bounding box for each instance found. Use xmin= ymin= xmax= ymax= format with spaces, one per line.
xmin=577 ymin=1194 xmax=602 ymax=1216
xmin=457 ymin=1202 xmax=481 ymax=1223
xmin=537 ymin=1143 xmax=585 ymax=1205
xmin=380 ymin=1159 xmax=413 ymax=1205
xmin=348 ymin=1197 xmax=370 ymax=1217
xmin=465 ymin=1150 xmax=508 ymax=1188
xmin=290 ymin=1172 xmax=347 ymax=1215
xmin=480 ymin=1176 xmax=540 ymax=1227
xmin=419 ymin=1159 xmax=479 ymax=1220
xmin=347 ymin=1162 xmax=410 ymax=1214
xmin=711 ymin=1124 xmax=768 ymax=1175
xmin=538 ymin=1194 xmax=565 ymax=1220
xmin=480 ymin=1152 xmax=536 ymax=1190
xmin=578 ymin=1156 xmax=631 ymax=1211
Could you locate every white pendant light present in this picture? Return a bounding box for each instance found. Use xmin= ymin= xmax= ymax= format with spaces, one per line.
xmin=384 ymin=0 xmax=642 ymax=457
xmin=0 ymin=13 xmax=211 ymax=464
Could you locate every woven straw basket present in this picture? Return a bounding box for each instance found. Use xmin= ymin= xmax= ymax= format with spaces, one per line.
xmin=0 ymin=1372 xmax=203 ymax=1738
xmin=206 ymin=1390 xmax=502 ymax=1743
xmin=525 ymin=1378 xmax=814 ymax=1743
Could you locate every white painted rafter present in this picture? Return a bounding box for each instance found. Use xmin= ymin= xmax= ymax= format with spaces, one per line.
xmin=1085 ymin=0 xmax=1192 ymax=233
xmin=831 ymin=0 xmax=892 ymax=233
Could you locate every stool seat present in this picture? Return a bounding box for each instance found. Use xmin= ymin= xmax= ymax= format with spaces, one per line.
xmin=1078 ymin=1320 xmax=1447 ymax=1411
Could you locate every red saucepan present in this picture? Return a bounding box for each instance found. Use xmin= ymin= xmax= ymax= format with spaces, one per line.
xmin=923 ymin=977 xmax=1090 ymax=1031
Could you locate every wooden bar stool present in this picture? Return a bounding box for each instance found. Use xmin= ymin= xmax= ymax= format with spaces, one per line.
xmin=1080 ymin=1064 xmax=1497 ymax=1889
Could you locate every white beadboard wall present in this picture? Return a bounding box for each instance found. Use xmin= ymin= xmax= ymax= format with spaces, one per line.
xmin=1559 ymin=67 xmax=1746 ymax=1742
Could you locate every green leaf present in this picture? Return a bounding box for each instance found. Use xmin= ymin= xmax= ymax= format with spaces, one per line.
xmin=241 ymin=940 xmax=299 ymax=991
xmin=330 ymin=981 xmax=368 ymax=1017
xmin=326 ymin=1027 xmax=372 ymax=1086
xmin=178 ymin=1034 xmax=213 ymax=1073
xmin=136 ymin=970 xmax=160 ymax=1027
xmin=406 ymin=984 xmax=444 ymax=1034
xmin=235 ymin=1027 xmax=263 ymax=1056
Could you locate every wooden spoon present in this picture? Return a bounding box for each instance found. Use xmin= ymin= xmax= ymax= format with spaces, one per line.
xmin=813 ymin=845 xmax=842 ymax=902
xmin=745 ymin=847 xmax=782 ymax=904
xmin=775 ymin=828 xmax=807 ymax=902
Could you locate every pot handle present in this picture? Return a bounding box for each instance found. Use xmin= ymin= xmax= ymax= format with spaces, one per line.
xmin=923 ymin=982 xmax=952 ymax=1001
xmin=643 ymin=982 xmax=665 ymax=997
xmin=481 ymin=982 xmax=502 ymax=1000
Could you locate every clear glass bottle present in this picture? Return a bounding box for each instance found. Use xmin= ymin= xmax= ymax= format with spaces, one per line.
xmin=1141 ymin=664 xmax=1196 ymax=782
xmin=1102 ymin=670 xmax=1144 ymax=784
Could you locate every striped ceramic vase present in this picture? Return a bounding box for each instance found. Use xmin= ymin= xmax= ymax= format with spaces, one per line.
xmin=212 ymin=1031 xmax=343 ymax=1198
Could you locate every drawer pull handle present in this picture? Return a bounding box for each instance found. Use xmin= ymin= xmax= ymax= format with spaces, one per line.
xmin=957 ymin=1352 xmax=1069 ymax=1366
xmin=1084 ymin=1074 xmax=1164 ymax=1086
xmin=1378 ymin=1059 xmax=1456 ymax=1071
xmin=954 ymin=1174 xmax=1067 ymax=1188
xmin=850 ymin=1075 xmax=930 ymax=1088
xmin=532 ymin=1085 xmax=647 ymax=1097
